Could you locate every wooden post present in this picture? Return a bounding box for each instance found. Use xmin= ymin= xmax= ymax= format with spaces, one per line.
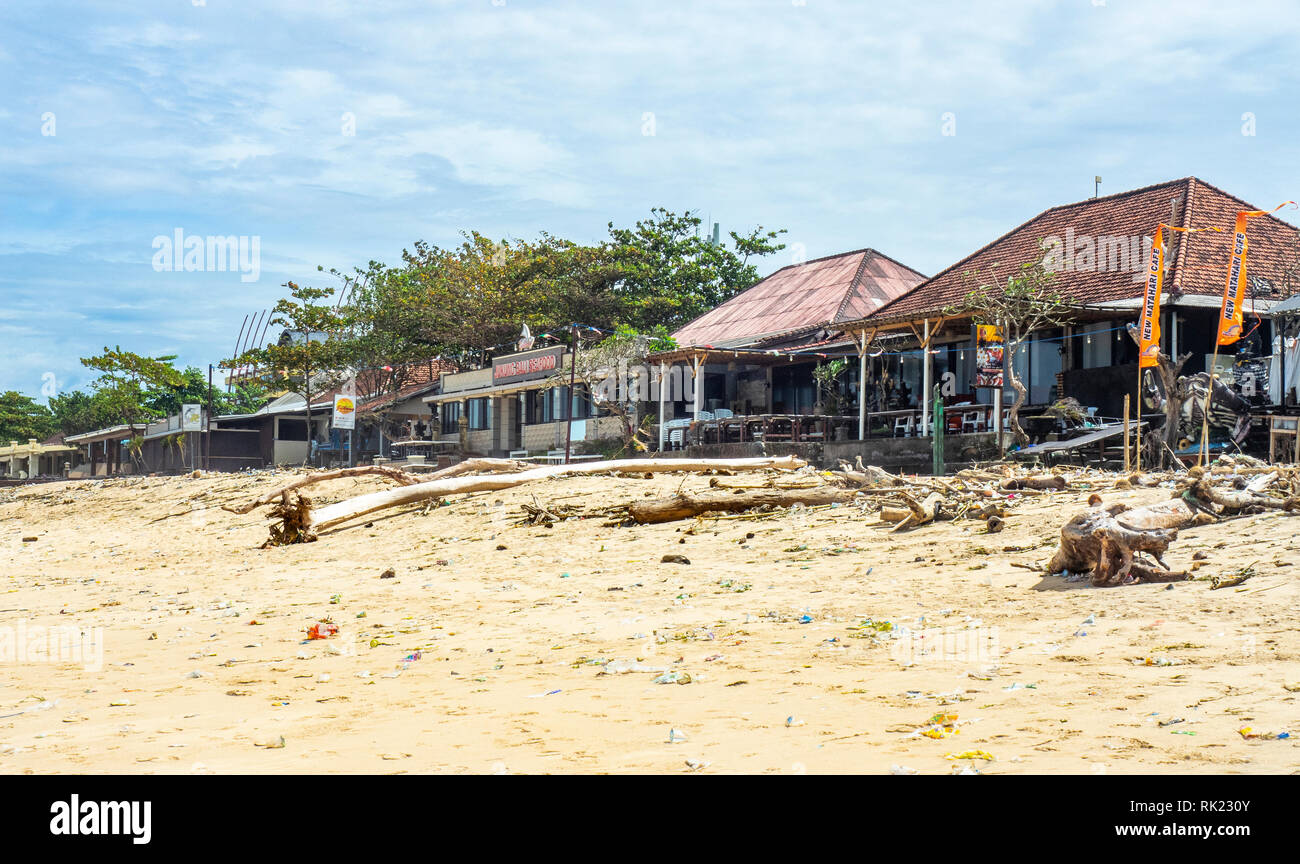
xmin=657 ymin=360 xmax=667 ymax=452
xmin=932 ymin=385 xmax=945 ymax=476
xmin=921 ymin=319 xmax=931 ymax=437
xmin=692 ymin=354 xmax=702 ymax=417
xmin=1133 ymin=369 xmax=1141 ymax=473
xmin=857 ymin=333 xmax=867 ymax=441
xmin=1123 ymin=393 xmax=1131 ymax=473
xmin=1197 ymin=344 xmax=1221 ymax=467
xmin=992 ymin=387 xmax=1002 ymax=455
xmin=205 ymin=363 xmax=213 ymax=472
xmin=564 ymin=324 xmax=578 ymax=464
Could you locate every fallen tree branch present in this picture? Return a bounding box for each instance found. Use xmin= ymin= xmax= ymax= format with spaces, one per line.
xmin=223 ymin=458 xmax=531 ymax=514
xmin=222 ymin=465 xmax=425 ymax=514
xmin=259 ymin=456 xmax=806 ymax=542
xmin=623 ymin=486 xmax=858 ymax=524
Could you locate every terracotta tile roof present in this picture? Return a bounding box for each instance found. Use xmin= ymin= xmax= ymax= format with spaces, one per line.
xmin=671 ymin=248 xmax=926 ymax=347
xmin=356 ymin=358 xmax=457 ymax=413
xmin=855 ymin=177 xmax=1300 ymax=325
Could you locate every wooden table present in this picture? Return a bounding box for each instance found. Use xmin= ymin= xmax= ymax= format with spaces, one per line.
xmin=1261 ymin=414 xmax=1299 ymax=463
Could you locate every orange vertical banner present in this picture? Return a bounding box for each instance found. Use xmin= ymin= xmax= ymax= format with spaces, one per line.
xmin=1216 ymin=202 xmax=1295 ymax=347
xmin=1137 ymin=225 xmax=1164 ymax=368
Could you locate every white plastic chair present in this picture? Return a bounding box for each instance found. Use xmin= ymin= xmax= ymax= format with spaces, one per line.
xmin=893 ymin=414 xmax=914 ymax=437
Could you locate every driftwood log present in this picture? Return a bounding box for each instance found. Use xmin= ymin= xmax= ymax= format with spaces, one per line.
xmin=253 ymin=456 xmax=806 ymax=542
xmin=625 ymin=486 xmax=858 ymax=524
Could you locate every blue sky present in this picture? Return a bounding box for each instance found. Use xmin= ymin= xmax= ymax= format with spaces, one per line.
xmin=2 ymin=0 xmax=1298 ymax=396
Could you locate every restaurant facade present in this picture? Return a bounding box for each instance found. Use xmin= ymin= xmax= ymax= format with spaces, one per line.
xmin=427 ymin=344 xmax=624 ymax=457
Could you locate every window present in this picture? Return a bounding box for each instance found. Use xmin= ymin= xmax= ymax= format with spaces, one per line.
xmin=523 ymin=389 xmax=547 ymax=425
xmin=1079 ymin=321 xmax=1113 ymax=369
xmin=440 ymin=401 xmax=461 ymax=435
xmin=467 ymin=398 xmax=491 ymax=430
xmin=1029 ymin=337 xmax=1062 ymax=403
xmin=544 ymin=387 xmax=566 ymax=423
xmin=277 ymin=418 xmax=308 ymax=441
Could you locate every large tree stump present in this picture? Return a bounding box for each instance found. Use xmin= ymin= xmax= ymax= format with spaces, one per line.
xmin=1047 ymin=499 xmax=1199 ymax=586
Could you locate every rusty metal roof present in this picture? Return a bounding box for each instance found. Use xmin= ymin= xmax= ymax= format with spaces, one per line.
xmin=670 ymin=248 xmax=926 ymax=348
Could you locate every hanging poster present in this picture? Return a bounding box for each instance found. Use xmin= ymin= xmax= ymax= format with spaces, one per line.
xmin=975 ymin=325 xmax=1004 ymax=387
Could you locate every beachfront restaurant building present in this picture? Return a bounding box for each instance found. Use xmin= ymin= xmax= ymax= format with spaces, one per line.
xmin=0 ymin=434 xmax=78 ymax=480
xmin=425 ymin=344 xmax=623 ymax=459
xmin=643 ymin=247 xmax=926 ymax=450
xmin=835 ymin=177 xmax=1300 ymax=458
xmin=64 ymin=424 xmax=146 ymax=477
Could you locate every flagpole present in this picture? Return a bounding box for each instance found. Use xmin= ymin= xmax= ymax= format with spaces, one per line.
xmin=1197 ymin=344 xmax=1220 ymax=467
xmin=1134 ymin=368 xmax=1142 ymax=473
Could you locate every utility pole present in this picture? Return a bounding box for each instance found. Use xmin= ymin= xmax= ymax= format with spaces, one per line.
xmin=206 ymin=364 xmax=214 ymax=472
xmin=564 ymin=323 xmax=578 ymax=464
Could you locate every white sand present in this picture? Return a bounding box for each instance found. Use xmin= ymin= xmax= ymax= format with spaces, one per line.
xmin=2 ymin=469 xmax=1298 ymax=774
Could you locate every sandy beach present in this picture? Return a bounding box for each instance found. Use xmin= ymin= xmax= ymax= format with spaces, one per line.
xmin=2 ymin=468 xmax=1298 ymax=775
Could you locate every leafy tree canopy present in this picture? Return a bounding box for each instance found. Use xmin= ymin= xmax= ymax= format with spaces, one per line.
xmin=0 ymin=391 xmax=58 ymax=444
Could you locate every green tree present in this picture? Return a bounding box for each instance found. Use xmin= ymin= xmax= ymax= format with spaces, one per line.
xmin=0 ymin=391 xmax=57 ymax=443
xmin=946 ymin=255 xmax=1073 ymax=446
xmin=219 ymin=379 xmax=270 ymax=415
xmin=227 ymin=281 xmax=351 ymax=460
xmin=80 ymin=346 xmax=185 ymax=431
xmin=812 ymin=358 xmax=849 ymax=417
xmin=550 ymin=324 xmax=677 ymax=455
xmin=332 ymin=211 xmax=786 ymax=370
xmin=605 ymin=208 xmax=786 ymax=330
xmin=48 ymin=389 xmax=119 ymax=436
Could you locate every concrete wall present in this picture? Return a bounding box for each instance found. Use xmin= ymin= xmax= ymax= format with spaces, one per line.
xmin=685 ymin=431 xmax=1006 ymax=473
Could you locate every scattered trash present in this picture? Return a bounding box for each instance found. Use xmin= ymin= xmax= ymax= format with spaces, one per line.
xmin=307 ymin=623 xmax=338 ymax=640
xmin=946 ymin=750 xmax=994 ymax=761
xmin=1238 ymin=727 xmax=1292 ymax=741
xmin=653 ymin=671 xmax=692 ymax=685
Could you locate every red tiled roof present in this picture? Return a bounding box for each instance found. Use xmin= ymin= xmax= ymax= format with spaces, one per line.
xmin=356 ymin=358 xmax=457 ymax=413
xmin=671 ymin=248 xmax=926 ymax=347
xmin=857 ymin=177 xmax=1300 ymax=325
